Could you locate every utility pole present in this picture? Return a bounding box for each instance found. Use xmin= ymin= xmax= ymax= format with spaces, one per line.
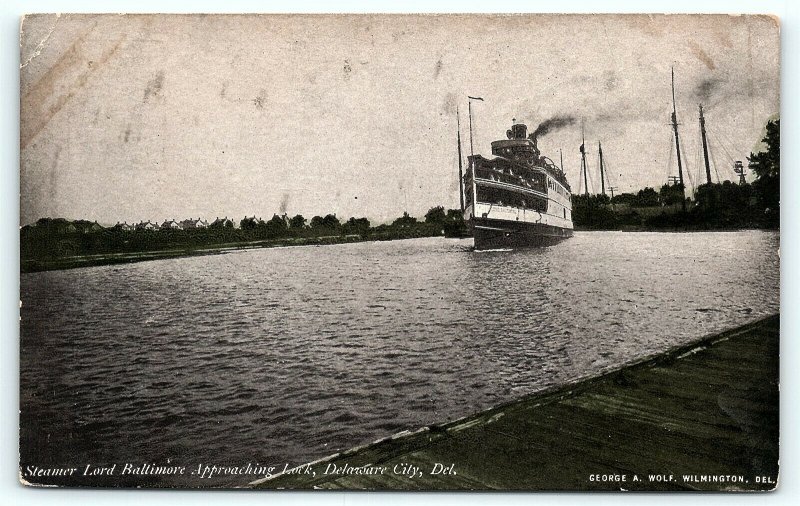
xmin=598 ymin=141 xmax=606 ymax=196
xmin=734 ymin=161 xmax=746 ymax=185
xmin=671 ymin=67 xmax=687 ymax=212
xmin=699 ymin=104 xmax=712 ymax=185
xmin=608 ymin=185 xmax=618 ymax=211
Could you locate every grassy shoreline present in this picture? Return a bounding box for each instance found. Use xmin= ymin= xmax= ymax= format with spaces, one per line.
xmin=21 ymin=227 xmax=779 ymax=273
xmin=20 ymin=233 xmax=447 ymax=273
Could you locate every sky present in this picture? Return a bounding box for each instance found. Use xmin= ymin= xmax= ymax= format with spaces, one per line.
xmin=19 ymin=14 xmax=780 ymax=226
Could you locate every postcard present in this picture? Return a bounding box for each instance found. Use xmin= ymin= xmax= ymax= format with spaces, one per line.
xmin=19 ymin=13 xmax=780 ymax=490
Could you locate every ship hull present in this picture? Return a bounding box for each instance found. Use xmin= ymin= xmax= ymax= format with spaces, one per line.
xmin=471 ymin=217 xmax=572 ymax=250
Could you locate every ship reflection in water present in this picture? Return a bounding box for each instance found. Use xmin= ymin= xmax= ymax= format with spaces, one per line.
xmin=20 ymin=231 xmax=779 ymax=486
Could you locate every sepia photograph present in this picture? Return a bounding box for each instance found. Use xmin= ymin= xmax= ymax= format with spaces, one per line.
xmin=18 ymin=13 xmax=780 ymax=491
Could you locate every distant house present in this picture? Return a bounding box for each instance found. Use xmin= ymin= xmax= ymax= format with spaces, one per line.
xmin=209 ymin=217 xmax=234 ymax=228
xmin=113 ymin=221 xmax=136 ymax=231
xmin=135 ymin=220 xmax=159 ymax=231
xmin=73 ymin=220 xmax=103 ymax=233
xmin=239 ymin=216 xmax=266 ymax=230
xmin=160 ymin=219 xmax=182 ymax=230
xmin=180 ymin=218 xmax=209 ymax=229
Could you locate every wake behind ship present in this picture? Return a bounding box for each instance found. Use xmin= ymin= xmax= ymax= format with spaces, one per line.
xmin=462 ymin=122 xmax=573 ymax=250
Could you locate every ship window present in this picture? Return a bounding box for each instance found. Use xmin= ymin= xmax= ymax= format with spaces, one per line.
xmin=527 ymin=172 xmax=546 ymax=193
xmin=476 ymin=185 xmax=546 ymax=212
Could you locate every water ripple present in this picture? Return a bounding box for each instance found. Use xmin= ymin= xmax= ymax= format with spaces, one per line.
xmin=20 ymin=231 xmax=779 ymax=486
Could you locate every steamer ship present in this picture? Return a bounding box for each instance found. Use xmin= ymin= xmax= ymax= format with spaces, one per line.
xmin=459 ymin=120 xmax=574 ymax=250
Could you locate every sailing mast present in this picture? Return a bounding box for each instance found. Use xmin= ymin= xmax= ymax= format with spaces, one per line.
xmin=580 ymin=124 xmax=589 ymax=196
xmin=457 ymin=107 xmax=465 ymax=213
xmin=699 ymin=104 xmax=712 ymax=185
xmin=670 ymin=67 xmax=687 ymax=212
xmin=598 ymin=141 xmax=606 ymax=196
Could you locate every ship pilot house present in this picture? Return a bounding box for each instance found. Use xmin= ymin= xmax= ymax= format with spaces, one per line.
xmin=467 ymin=122 xmax=569 ymax=213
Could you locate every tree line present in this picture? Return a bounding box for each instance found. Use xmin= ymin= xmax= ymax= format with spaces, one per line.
xmin=573 ymin=119 xmax=779 ymax=230
xmin=20 ymin=208 xmax=467 ymax=260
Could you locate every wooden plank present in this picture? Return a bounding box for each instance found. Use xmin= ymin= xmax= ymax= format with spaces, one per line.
xmin=253 ymin=315 xmax=779 ymax=491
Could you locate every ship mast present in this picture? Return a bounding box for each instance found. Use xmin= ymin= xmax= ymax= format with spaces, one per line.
xmin=580 ymin=124 xmax=589 ymax=196
xmin=457 ymin=107 xmax=465 ymax=213
xmin=671 ymin=67 xmax=687 ymax=212
xmin=699 ymin=104 xmax=712 ymax=185
xmin=598 ymin=141 xmax=606 ymax=196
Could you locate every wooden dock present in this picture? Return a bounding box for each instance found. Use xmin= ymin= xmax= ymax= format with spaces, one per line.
xmin=252 ymin=315 xmax=779 ymax=491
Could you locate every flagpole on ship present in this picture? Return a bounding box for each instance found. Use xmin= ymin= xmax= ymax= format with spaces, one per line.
xmin=467 ymin=95 xmax=483 ymax=157
xmin=457 ymin=106 xmax=465 ymax=213
xmin=467 ymin=96 xmax=484 ymax=215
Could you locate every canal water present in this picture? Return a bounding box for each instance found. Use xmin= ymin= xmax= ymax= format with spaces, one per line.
xmin=20 ymin=231 xmax=780 ymax=486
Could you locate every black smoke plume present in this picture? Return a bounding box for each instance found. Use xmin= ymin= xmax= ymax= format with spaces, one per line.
xmin=532 ymin=115 xmax=577 ymax=138
xmin=693 ymin=78 xmax=722 ymax=102
xmin=279 ymin=193 xmax=290 ymax=215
